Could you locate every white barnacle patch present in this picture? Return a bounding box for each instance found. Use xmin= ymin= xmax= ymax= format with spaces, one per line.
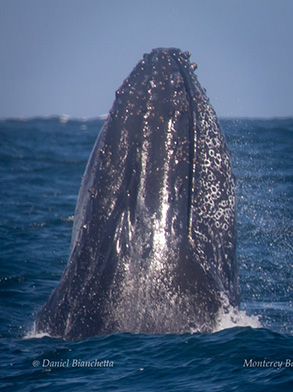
xmin=150 ymin=80 xmax=157 ymax=89
xmin=210 ymin=183 xmax=220 ymax=200
xmin=203 ymin=157 xmax=211 ymax=167
xmin=204 ymin=193 xmax=214 ymax=207
xmin=207 ymin=172 xmax=216 ymax=182
xmin=88 ymin=186 xmax=98 ymax=198
xmin=214 ymin=153 xmax=222 ymax=168
xmin=214 ymin=207 xmax=224 ymax=221
xmin=222 ymin=223 xmax=228 ymax=231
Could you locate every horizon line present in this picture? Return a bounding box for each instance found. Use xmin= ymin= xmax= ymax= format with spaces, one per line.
xmin=0 ymin=114 xmax=292 ymax=123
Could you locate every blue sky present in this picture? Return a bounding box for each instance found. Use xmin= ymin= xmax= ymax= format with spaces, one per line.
xmin=1 ymin=0 xmax=292 ymax=118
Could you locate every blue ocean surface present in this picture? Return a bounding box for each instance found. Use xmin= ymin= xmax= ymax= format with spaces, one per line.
xmin=0 ymin=117 xmax=292 ymax=391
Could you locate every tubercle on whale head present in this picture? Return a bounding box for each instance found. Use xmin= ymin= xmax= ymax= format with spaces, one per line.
xmin=144 ymin=47 xmax=197 ymax=73
xmin=114 ymin=48 xmax=198 ymax=103
xmin=109 ymin=48 xmax=202 ymax=146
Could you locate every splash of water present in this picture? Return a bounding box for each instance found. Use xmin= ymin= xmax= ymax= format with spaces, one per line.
xmin=213 ymin=294 xmax=262 ymax=332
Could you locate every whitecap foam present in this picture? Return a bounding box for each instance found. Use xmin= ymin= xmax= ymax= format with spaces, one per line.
xmin=61 ymin=214 xmax=75 ymax=222
xmin=59 ymin=114 xmax=70 ymax=124
xmin=23 ymin=322 xmax=52 ymax=340
xmin=213 ymin=293 xmax=262 ymax=332
xmin=214 ymin=307 xmax=262 ymax=332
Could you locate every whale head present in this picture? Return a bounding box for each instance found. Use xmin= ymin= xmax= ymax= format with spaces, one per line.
xmin=36 ymin=48 xmax=239 ymax=340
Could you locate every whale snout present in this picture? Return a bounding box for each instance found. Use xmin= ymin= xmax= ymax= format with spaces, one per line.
xmin=36 ymin=48 xmax=239 ymax=340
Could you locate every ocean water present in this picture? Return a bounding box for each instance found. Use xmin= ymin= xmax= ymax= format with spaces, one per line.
xmin=0 ymin=117 xmax=292 ymax=391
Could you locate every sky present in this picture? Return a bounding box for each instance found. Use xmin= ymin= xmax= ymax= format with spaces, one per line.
xmin=0 ymin=0 xmax=292 ymax=119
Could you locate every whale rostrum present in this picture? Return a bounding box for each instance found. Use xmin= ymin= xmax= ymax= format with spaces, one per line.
xmin=36 ymin=48 xmax=239 ymax=340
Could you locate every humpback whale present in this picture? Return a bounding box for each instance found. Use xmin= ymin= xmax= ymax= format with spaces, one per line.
xmin=36 ymin=48 xmax=239 ymax=340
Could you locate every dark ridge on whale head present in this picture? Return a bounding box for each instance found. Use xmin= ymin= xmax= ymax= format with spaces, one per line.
xmin=36 ymin=48 xmax=239 ymax=340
